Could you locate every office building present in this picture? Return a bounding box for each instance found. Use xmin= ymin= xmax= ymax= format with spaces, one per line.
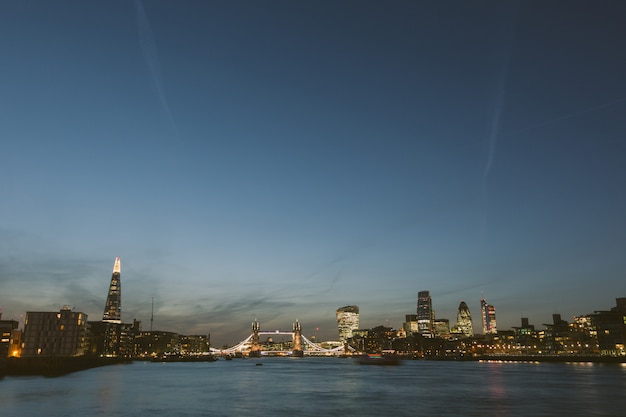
xmin=417 ymin=291 xmax=434 ymax=337
xmin=434 ymin=319 xmax=451 ymax=338
xmin=480 ymin=298 xmax=497 ymax=334
xmin=336 ymin=305 xmax=359 ymax=342
xmin=403 ymin=314 xmax=418 ymax=335
xmin=103 ymin=257 xmax=122 ymax=324
xmin=454 ymin=301 xmax=474 ymax=338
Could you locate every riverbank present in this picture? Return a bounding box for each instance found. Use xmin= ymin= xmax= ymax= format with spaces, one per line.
xmin=0 ymin=356 xmax=130 ymax=377
xmin=470 ymin=354 xmax=626 ymax=363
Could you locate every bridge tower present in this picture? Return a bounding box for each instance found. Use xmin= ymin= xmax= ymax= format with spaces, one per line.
xmin=292 ymin=320 xmax=303 ymax=357
xmin=250 ymin=319 xmax=261 ymax=357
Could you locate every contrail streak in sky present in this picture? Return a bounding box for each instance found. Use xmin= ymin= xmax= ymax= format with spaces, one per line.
xmin=483 ymin=67 xmax=508 ymax=183
xmin=480 ymin=3 xmax=520 ymax=245
xmin=483 ymin=2 xmax=520 ymax=184
xmin=134 ymin=0 xmax=180 ymax=140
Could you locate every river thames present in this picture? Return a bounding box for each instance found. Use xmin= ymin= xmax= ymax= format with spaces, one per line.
xmin=2 ymin=358 xmax=625 ymax=417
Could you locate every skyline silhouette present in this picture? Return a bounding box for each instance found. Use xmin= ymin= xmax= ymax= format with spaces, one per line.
xmin=1 ymin=1 xmax=625 ymax=345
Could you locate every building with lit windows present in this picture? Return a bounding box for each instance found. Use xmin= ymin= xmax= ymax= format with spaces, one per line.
xmin=403 ymin=314 xmax=418 ymax=335
xmin=480 ymin=298 xmax=497 ymax=334
xmin=0 ymin=319 xmax=21 ymax=358
xmin=180 ymin=335 xmax=211 ymax=353
xmin=590 ymin=298 xmax=626 ymax=355
xmin=452 ymin=301 xmax=474 ymax=338
xmin=417 ymin=291 xmax=434 ymax=337
xmin=434 ymin=319 xmax=451 ymax=338
xmin=22 ymin=306 xmax=88 ymax=357
xmin=103 ymin=257 xmax=122 ymax=323
xmin=89 ymin=257 xmax=137 ymax=357
xmin=336 ymin=305 xmax=359 ymax=342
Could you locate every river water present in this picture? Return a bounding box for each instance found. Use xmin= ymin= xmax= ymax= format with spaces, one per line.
xmin=1 ymin=358 xmax=625 ymax=417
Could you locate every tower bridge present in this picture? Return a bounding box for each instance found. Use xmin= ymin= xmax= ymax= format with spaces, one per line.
xmin=210 ymin=320 xmax=354 ymax=357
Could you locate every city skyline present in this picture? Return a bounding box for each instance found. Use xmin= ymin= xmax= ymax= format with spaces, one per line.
xmin=1 ymin=2 xmax=626 ymax=345
xmin=3 ymin=256 xmax=624 ymax=347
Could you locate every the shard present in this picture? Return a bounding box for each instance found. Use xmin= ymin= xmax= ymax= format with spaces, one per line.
xmin=102 ymin=257 xmax=122 ymax=323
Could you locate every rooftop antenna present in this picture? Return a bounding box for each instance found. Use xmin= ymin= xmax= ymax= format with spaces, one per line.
xmin=150 ymin=297 xmax=154 ymax=332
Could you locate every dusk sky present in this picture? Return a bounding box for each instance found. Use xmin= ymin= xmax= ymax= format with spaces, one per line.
xmin=1 ymin=1 xmax=625 ymax=345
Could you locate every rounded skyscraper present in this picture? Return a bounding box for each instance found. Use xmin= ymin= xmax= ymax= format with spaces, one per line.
xmin=455 ymin=301 xmax=473 ymax=338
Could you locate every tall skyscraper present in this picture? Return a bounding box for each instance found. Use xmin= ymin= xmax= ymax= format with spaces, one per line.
xmin=417 ymin=291 xmax=434 ymax=337
xmin=481 ymin=298 xmax=497 ymax=334
xmin=455 ymin=301 xmax=474 ymax=337
xmin=102 ymin=257 xmax=122 ymax=324
xmin=336 ymin=305 xmax=359 ymax=342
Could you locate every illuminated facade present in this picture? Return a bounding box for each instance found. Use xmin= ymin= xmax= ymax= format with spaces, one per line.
xmin=0 ymin=320 xmax=20 ymax=357
xmin=102 ymin=257 xmax=122 ymax=324
xmin=434 ymin=319 xmax=451 ymax=338
xmin=292 ymin=320 xmax=303 ymax=355
xmin=336 ymin=305 xmax=359 ymax=342
xmin=180 ymin=334 xmax=211 ymax=353
xmin=481 ymin=298 xmax=497 ymax=334
xmin=454 ymin=301 xmax=474 ymax=338
xmin=403 ymin=314 xmax=418 ymax=335
xmin=22 ymin=307 xmax=88 ymax=357
xmin=417 ymin=291 xmax=434 ymax=337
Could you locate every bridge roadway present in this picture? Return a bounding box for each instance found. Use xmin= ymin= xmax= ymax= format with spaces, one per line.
xmin=210 ymin=331 xmax=353 ymax=356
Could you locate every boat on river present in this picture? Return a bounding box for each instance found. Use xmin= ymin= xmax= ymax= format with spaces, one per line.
xmin=356 ymin=353 xmax=400 ymax=365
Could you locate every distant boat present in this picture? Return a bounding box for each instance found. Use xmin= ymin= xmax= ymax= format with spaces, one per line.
xmin=356 ymin=353 xmax=400 ymax=366
xmin=150 ymin=354 xmax=217 ymax=363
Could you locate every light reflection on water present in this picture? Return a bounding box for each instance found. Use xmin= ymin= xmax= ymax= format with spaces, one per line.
xmin=2 ymin=358 xmax=626 ymax=417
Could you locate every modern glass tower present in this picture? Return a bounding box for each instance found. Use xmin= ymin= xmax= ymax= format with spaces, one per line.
xmin=455 ymin=301 xmax=474 ymax=337
xmin=481 ymin=298 xmax=497 ymax=334
xmin=102 ymin=257 xmax=122 ymax=324
xmin=336 ymin=305 xmax=359 ymax=342
xmin=417 ymin=291 xmax=434 ymax=337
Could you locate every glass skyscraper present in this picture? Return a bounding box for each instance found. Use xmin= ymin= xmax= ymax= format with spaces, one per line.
xmin=481 ymin=298 xmax=497 ymax=334
xmin=417 ymin=291 xmax=434 ymax=337
xmin=455 ymin=301 xmax=474 ymax=337
xmin=336 ymin=305 xmax=359 ymax=342
xmin=102 ymin=257 xmax=122 ymax=324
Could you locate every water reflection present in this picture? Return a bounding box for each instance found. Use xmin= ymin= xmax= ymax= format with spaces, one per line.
xmin=1 ymin=359 xmax=625 ymax=417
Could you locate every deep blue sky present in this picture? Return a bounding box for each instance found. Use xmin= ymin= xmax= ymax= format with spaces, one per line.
xmin=1 ymin=1 xmax=625 ymax=344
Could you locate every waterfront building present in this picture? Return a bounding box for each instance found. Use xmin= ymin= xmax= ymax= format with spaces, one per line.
xmin=0 ymin=320 xmax=21 ymax=357
xmin=88 ymin=321 xmax=135 ymax=357
xmin=590 ymin=298 xmax=626 ymax=355
xmin=513 ymin=317 xmax=540 ymax=354
xmin=542 ymin=313 xmax=569 ymax=354
xmin=22 ymin=306 xmax=88 ymax=357
xmin=336 ymin=305 xmax=359 ymax=342
xmin=480 ymin=298 xmax=497 ymax=334
xmin=364 ymin=325 xmax=395 ymax=353
xmin=417 ymin=291 xmax=434 ymax=337
xmin=102 ymin=257 xmax=122 ymax=324
xmin=180 ymin=335 xmax=211 ymax=353
xmin=453 ymin=301 xmax=474 ymax=338
xmin=569 ymin=315 xmax=599 ymax=354
xmin=134 ymin=331 xmax=180 ymax=356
